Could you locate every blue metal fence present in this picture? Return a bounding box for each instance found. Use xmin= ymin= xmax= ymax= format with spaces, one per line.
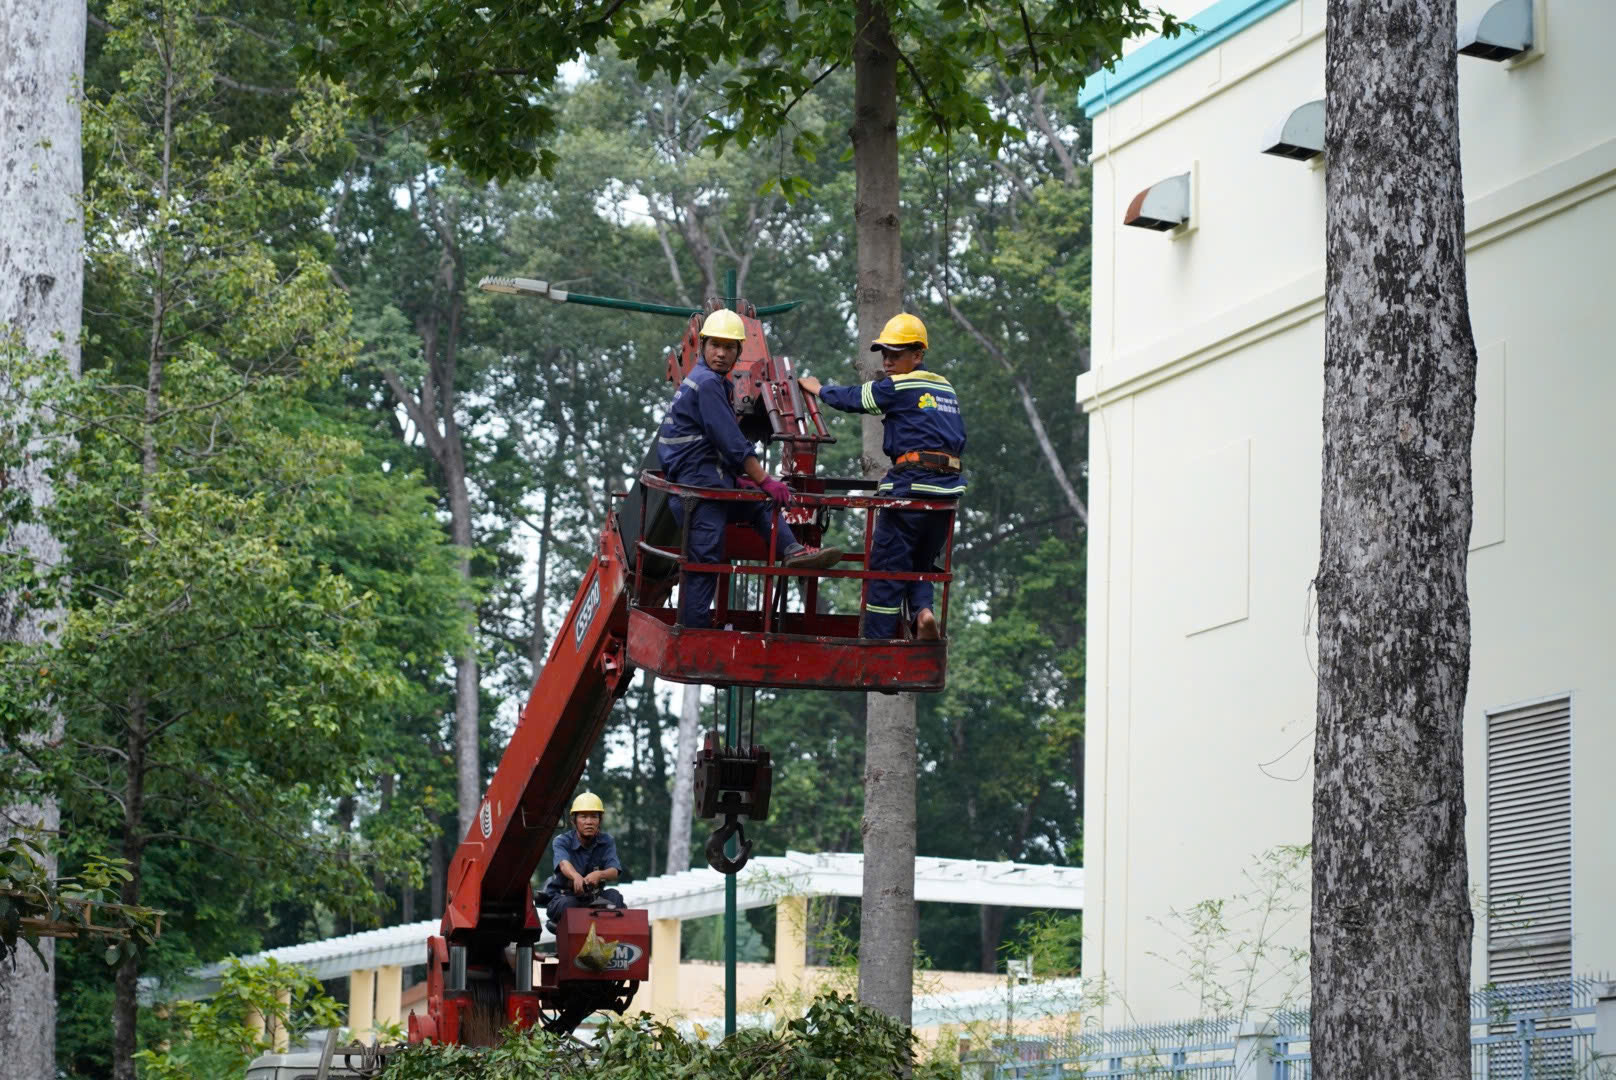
xmin=978 ymin=977 xmax=1609 ymax=1079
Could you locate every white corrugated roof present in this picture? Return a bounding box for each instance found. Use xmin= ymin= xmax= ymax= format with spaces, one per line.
xmin=188 ymin=852 xmax=1082 ymax=985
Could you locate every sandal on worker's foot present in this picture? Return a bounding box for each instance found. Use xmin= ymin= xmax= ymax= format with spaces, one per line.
xmin=783 ymin=544 xmax=842 ymax=570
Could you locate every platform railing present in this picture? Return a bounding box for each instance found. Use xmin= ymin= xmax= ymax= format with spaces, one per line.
xmin=632 ymin=471 xmax=958 ymax=638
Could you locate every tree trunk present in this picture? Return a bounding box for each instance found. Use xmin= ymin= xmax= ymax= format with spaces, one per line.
xmin=1312 ymin=1 xmax=1477 ymax=1076
xmin=529 ymin=486 xmax=553 ymax=676
xmin=380 ymin=213 xmax=480 ymax=849
xmin=851 ymin=0 xmax=915 ymax=1030
xmin=979 ymin=905 xmax=1007 ymax=974
xmin=111 ymin=694 xmax=149 ymax=1080
xmin=429 ymin=828 xmax=446 ymax=918
xmin=446 ymin=451 xmax=481 ymax=843
xmin=375 ymin=771 xmax=394 ymax=920
xmin=665 ymin=682 xmax=701 ymax=874
xmin=0 ymin=5 xmax=84 ymax=1074
xmin=643 ymin=673 xmax=667 ymax=878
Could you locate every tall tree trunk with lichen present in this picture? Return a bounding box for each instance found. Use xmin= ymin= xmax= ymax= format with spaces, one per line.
xmin=665 ymin=683 xmax=702 ymax=874
xmin=0 ymin=4 xmax=84 ymax=1075
xmin=1311 ymin=1 xmax=1477 ymax=1076
xmin=381 ymin=269 xmax=480 ymax=845
xmin=852 ymin=0 xmax=916 ymax=1028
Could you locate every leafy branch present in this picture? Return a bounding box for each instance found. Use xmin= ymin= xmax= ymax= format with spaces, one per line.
xmin=0 ymin=833 xmax=163 ymax=969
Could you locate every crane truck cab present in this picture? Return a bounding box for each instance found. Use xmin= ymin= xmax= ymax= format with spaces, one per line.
xmin=244 ymin=1048 xmax=364 ymax=1079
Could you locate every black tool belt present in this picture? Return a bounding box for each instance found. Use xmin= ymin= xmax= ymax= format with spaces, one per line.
xmin=895 ymin=450 xmax=962 ymax=473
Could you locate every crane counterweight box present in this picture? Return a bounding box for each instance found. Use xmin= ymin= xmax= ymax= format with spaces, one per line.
xmin=555 ymin=906 xmax=652 ymax=983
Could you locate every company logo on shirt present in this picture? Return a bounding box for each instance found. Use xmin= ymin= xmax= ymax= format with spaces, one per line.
xmin=918 ymin=392 xmax=938 ymax=409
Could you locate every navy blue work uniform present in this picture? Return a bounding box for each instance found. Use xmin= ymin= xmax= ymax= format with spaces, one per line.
xmin=540 ymin=828 xmax=624 ymax=924
xmin=817 ymin=366 xmax=966 ymax=637
xmin=657 ymin=359 xmax=800 ymax=627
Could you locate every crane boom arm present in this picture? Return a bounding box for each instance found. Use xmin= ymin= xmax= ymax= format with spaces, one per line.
xmin=441 ymin=519 xmax=636 ymax=940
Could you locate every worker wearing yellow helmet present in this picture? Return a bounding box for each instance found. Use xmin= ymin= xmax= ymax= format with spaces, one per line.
xmin=539 ymin=791 xmax=624 ymax=930
xmin=655 ymin=308 xmax=842 ymax=628
xmin=798 ymin=313 xmax=966 ymax=641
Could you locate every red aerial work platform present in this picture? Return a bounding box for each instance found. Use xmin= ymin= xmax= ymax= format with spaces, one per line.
xmin=410 ymin=295 xmax=957 ymax=1046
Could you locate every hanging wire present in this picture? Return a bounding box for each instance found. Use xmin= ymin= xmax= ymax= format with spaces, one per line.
xmin=712 ymin=685 xmax=724 ymax=749
xmin=747 ymin=687 xmax=758 ymax=750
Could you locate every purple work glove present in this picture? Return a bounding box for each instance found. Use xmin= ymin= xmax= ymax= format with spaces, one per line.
xmin=759 ymin=477 xmax=794 ymax=505
xmin=735 ymin=477 xmax=759 ymax=490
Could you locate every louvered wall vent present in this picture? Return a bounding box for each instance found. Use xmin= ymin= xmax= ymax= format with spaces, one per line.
xmin=1262 ymin=100 xmax=1325 ymax=161
xmin=1486 ymin=695 xmax=1572 ymax=987
xmin=1123 ymin=173 xmax=1192 ymax=232
xmin=1459 ymin=0 xmax=1534 ymax=62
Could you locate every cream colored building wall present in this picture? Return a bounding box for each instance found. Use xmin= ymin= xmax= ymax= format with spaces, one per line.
xmin=1080 ymin=0 xmax=1616 ymax=1025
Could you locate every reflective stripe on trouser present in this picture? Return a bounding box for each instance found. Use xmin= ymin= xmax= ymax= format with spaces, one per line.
xmin=864 ymin=507 xmax=952 ymax=639
xmin=669 ymin=464 xmax=798 ymax=628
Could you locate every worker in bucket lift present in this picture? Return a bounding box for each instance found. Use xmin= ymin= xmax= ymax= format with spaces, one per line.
xmin=798 ymin=313 xmax=965 ymax=641
xmin=657 ymin=308 xmax=841 ymax=628
xmin=540 ymin=792 xmax=625 ymax=932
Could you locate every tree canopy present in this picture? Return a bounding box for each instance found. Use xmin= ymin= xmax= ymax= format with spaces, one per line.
xmin=305 ymin=0 xmax=1180 ymax=183
xmin=3 ymin=0 xmax=1142 ymax=1072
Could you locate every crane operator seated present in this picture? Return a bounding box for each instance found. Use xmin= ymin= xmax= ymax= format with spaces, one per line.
xmin=657 ymin=308 xmax=841 ymax=627
xmin=540 ymin=792 xmax=625 ymax=932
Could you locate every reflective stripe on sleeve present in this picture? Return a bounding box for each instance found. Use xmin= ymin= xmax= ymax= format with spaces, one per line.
xmin=861 ymin=382 xmax=881 ymax=414
xmin=891 ymin=371 xmax=953 ymax=389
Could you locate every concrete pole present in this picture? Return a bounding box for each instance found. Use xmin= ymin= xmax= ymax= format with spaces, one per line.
xmin=1233 ymin=1019 xmax=1276 ymax=1080
xmin=1594 ymin=981 xmax=1616 ymax=1063
xmin=348 ymin=968 xmax=376 ymax=1041
xmin=375 ymin=965 xmax=403 ymax=1032
xmin=722 ymin=266 xmax=740 ymax=1041
xmin=273 ymin=989 xmax=291 ymax=1052
xmin=774 ymin=895 xmax=807 ymax=995
xmin=245 ymin=1006 xmax=265 ymax=1046
xmin=651 ymin=918 xmax=683 ymax=1013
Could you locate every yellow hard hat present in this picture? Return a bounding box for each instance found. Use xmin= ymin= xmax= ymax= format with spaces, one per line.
xmin=570 ymin=792 xmax=605 ymax=815
xmin=699 ymin=309 xmax=746 ymax=342
xmin=869 ymin=312 xmax=928 ymax=351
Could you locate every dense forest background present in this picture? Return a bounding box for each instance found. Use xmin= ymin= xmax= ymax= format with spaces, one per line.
xmin=1 ymin=3 xmax=1094 ymax=1074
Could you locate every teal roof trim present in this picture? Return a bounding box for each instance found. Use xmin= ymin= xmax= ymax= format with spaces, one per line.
xmin=1079 ymin=0 xmax=1298 ymax=116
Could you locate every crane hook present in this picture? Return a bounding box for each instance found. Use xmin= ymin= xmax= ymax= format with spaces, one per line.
xmin=705 ymin=813 xmax=753 ymax=875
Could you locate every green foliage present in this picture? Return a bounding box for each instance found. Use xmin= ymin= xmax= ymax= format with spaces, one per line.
xmin=3 ymin=4 xmax=469 ymax=1073
xmin=1001 ymin=911 xmax=1082 ymax=978
xmin=0 ymin=833 xmax=162 ymax=970
xmin=917 ymin=535 xmax=1086 ymax=871
xmin=380 ymin=994 xmax=961 ymax=1079
xmin=24 ymin=12 xmax=1127 ymax=1070
xmin=136 ymin=958 xmax=345 ymax=1080
xmin=1147 ymin=844 xmax=1312 ymax=1019
xmin=681 ymin=911 xmax=770 ymax=964
xmin=305 ymin=0 xmax=1181 ymax=185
